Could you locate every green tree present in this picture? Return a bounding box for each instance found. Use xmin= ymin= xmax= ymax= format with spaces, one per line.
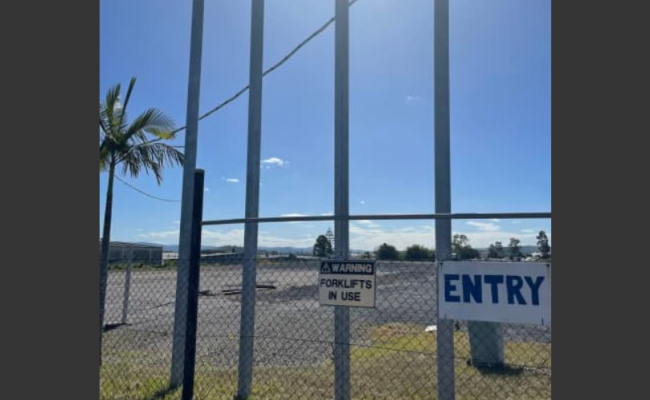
xmin=313 ymin=234 xmax=334 ymax=258
xmin=488 ymin=241 xmax=505 ymax=259
xmin=375 ymin=243 xmax=400 ymax=260
xmin=536 ymin=230 xmax=550 ymax=259
xmin=453 ymin=234 xmax=479 ymax=260
xmin=487 ymin=244 xmax=498 ymax=259
xmin=494 ymin=241 xmax=504 ymax=258
xmin=325 ymin=227 xmax=335 ymax=253
xmin=404 ymin=244 xmax=434 ymax=261
xmin=99 ymin=77 xmax=183 ymax=359
xmin=509 ymin=237 xmax=522 ymax=260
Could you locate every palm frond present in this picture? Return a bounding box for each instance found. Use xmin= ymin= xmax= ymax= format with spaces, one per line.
xmin=120 ymin=143 xmax=183 ymax=184
xmin=99 ymin=141 xmax=111 ymax=172
xmin=104 ymin=83 xmax=121 ymax=128
xmin=117 ymin=77 xmax=136 ymax=131
xmin=124 ymin=108 xmax=175 ymax=142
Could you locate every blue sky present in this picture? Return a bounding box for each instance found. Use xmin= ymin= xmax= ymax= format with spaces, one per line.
xmin=100 ymin=0 xmax=551 ymax=251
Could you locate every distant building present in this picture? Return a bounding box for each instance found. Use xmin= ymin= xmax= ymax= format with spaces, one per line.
xmin=100 ymin=241 xmax=163 ymax=266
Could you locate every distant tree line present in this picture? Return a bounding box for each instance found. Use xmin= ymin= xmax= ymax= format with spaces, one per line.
xmin=311 ymin=229 xmax=551 ymax=261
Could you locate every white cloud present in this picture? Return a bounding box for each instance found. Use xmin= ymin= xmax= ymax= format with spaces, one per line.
xmin=204 ymin=188 xmax=210 ymax=192
xmin=489 ymin=219 xmax=500 ymax=222
xmin=138 ymin=229 xmax=180 ymax=242
xmin=320 ymin=212 xmax=334 ymax=216
xmin=356 ymin=220 xmax=380 ymax=228
xmin=521 ymin=228 xmax=536 ymax=234
xmin=360 ymin=200 xmax=366 ymax=205
xmin=512 ymin=220 xmax=522 ymax=224
xmin=261 ymin=157 xmax=287 ymax=169
xmin=406 ymin=95 xmax=423 ymax=102
xmin=349 ymin=223 xmax=547 ymax=251
xmin=173 ymin=220 xmax=180 ymax=225
xmin=138 ymin=224 xmax=549 ymax=250
xmin=138 ymin=228 xmax=313 ymax=248
xmin=466 ymin=221 xmax=500 ymax=232
xmin=225 ymin=178 xmax=239 ymax=183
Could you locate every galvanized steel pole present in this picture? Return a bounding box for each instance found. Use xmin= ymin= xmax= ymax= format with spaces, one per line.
xmin=170 ymin=0 xmax=205 ymax=387
xmin=334 ymin=0 xmax=351 ymax=399
xmin=434 ymin=1 xmax=456 ymax=399
xmin=236 ymin=0 xmax=265 ymax=398
xmin=121 ymin=246 xmax=133 ymax=325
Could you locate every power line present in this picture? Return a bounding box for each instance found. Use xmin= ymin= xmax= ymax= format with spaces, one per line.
xmin=115 ymin=175 xmax=181 ymax=203
xmin=110 ymin=0 xmax=363 ymax=202
xmin=170 ymin=0 xmax=361 ymax=137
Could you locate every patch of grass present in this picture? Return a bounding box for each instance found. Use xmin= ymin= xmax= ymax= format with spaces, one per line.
xmin=101 ymin=324 xmax=550 ymax=400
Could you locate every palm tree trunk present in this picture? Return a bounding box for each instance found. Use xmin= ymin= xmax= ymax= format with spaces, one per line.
xmin=99 ymin=159 xmax=115 ymax=365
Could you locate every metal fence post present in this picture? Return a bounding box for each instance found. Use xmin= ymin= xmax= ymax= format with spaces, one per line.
xmin=236 ymin=1 xmax=265 ymax=398
xmin=434 ymin=1 xmax=456 ymax=400
xmin=121 ymin=246 xmax=133 ymax=325
xmin=181 ymin=170 xmax=204 ymax=400
xmin=170 ymin=0 xmax=206 ymax=387
xmin=334 ymin=0 xmax=350 ymax=399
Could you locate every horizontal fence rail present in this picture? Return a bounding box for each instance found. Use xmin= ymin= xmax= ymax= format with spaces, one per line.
xmin=202 ymin=212 xmax=552 ymax=226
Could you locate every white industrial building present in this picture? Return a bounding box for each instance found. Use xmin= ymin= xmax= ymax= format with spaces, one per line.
xmin=99 ymin=241 xmax=163 ymax=266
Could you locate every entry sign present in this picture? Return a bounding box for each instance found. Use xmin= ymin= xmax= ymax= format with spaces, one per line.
xmin=438 ymin=261 xmax=551 ymax=325
xmin=319 ymin=260 xmax=376 ymax=308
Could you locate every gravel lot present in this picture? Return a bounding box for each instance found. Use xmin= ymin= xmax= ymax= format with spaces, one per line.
xmin=103 ymin=260 xmax=551 ymax=369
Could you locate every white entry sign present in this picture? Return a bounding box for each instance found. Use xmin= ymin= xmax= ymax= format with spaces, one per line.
xmin=438 ymin=261 xmax=551 ymax=325
xmin=319 ymin=260 xmax=376 ymax=308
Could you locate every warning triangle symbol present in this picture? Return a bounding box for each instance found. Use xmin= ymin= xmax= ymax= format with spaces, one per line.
xmin=320 ymin=263 xmax=331 ymax=273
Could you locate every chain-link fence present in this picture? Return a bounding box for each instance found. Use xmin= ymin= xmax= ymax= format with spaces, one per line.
xmin=100 ymin=256 xmax=550 ymax=400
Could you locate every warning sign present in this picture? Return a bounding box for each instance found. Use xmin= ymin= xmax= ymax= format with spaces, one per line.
xmin=319 ymin=261 xmax=376 ymax=308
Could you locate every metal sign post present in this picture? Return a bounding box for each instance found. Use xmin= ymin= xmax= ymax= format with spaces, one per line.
xmin=170 ymin=0 xmax=206 ymax=386
xmin=237 ymin=0 xmax=265 ymax=398
xmin=434 ymin=1 xmax=456 ymax=399
xmin=334 ymin=0 xmax=351 ymax=399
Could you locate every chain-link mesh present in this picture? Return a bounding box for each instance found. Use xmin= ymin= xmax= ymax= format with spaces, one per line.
xmin=100 ymin=257 xmax=551 ymax=400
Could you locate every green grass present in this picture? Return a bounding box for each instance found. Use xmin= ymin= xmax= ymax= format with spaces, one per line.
xmin=100 ymin=324 xmax=550 ymax=400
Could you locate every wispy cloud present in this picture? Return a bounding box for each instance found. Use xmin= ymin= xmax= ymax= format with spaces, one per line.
xmin=261 ymin=157 xmax=288 ymax=169
xmin=466 ymin=221 xmax=500 ymax=232
xmin=140 ymin=228 xmax=315 ymax=248
xmin=360 ymin=200 xmax=366 ymax=205
xmin=225 ymin=178 xmax=239 ymax=183
xmin=521 ymin=228 xmax=536 ymax=234
xmin=173 ymin=220 xmax=180 ymax=225
xmin=512 ymin=220 xmax=522 ymax=224
xmin=204 ymin=188 xmax=210 ymax=191
xmin=349 ymin=224 xmax=548 ymax=251
xmin=355 ymin=220 xmax=380 ymax=228
xmin=138 ymin=224 xmax=549 ymax=251
xmin=406 ymin=95 xmax=423 ymax=102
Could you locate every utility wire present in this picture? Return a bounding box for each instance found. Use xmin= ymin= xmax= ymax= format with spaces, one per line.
xmin=111 ymin=0 xmax=362 ymax=200
xmin=115 ymin=175 xmax=181 ymax=203
xmin=170 ymin=0 xmax=361 ymax=136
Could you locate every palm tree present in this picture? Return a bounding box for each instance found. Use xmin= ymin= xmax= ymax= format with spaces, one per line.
xmin=99 ymin=77 xmax=183 ymax=362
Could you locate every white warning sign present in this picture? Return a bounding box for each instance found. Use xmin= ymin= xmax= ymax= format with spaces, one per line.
xmin=319 ymin=260 xmax=376 ymax=308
